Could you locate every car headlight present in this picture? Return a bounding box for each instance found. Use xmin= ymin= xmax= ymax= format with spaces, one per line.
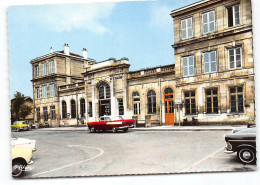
xmin=226 ymin=142 xmax=232 ymax=150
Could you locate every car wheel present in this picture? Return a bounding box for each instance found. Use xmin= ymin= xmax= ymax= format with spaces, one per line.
xmin=16 ymin=128 xmax=20 ymax=132
xmin=90 ymin=127 xmax=96 ymax=133
xmin=238 ymin=148 xmax=256 ymax=164
xmin=12 ymin=162 xmax=25 ymax=177
xmin=112 ymin=127 xmax=117 ymax=133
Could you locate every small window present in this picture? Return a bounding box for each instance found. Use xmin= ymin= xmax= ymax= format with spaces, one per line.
xmin=50 ymin=106 xmax=56 ymax=120
xmin=49 ymin=60 xmax=55 ymax=74
xmin=202 ymin=10 xmax=215 ymax=34
xmin=36 ymin=87 xmax=40 ymax=99
xmin=133 ymin=92 xmax=141 ymax=115
xmin=71 ymin=100 xmax=76 ymax=118
xmin=42 ymin=85 xmax=47 ymax=98
xmin=118 ymin=98 xmax=124 ymax=115
xmin=204 ymin=51 xmax=217 ymax=73
xmin=183 ymin=55 xmax=195 ymax=77
xmin=41 ymin=63 xmax=47 ymax=76
xmin=98 ymin=83 xmax=110 ymax=99
xmin=206 ymin=88 xmax=218 ymax=113
xmin=36 ymin=107 xmax=40 ymax=121
xmin=229 ymin=47 xmax=242 ymax=69
xmin=43 ymin=107 xmax=48 ymax=121
xmin=80 ymin=99 xmax=86 ymax=118
xmin=181 ymin=17 xmax=193 ymax=40
xmin=35 ymin=65 xmax=39 ymax=78
xmin=230 ymin=86 xmax=244 ymax=113
xmin=62 ymin=101 xmax=67 ymax=119
xmin=184 ymin=91 xmax=196 ymax=115
xmin=49 ymin=84 xmax=55 ymax=97
xmin=89 ymin=102 xmax=93 ymax=117
xmin=227 ymin=4 xmax=240 ymax=27
xmin=147 ymin=90 xmax=156 ymax=114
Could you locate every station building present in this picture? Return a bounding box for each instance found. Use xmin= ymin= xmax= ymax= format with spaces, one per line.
xmin=31 ymin=0 xmax=255 ymax=127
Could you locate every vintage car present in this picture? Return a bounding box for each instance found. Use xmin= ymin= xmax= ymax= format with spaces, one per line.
xmin=12 ymin=146 xmax=34 ymax=177
xmin=224 ymin=127 xmax=256 ymax=164
xmin=11 ymin=134 xmax=36 ymax=152
xmin=11 ymin=121 xmax=30 ymax=132
xmin=87 ymin=116 xmax=134 ymax=133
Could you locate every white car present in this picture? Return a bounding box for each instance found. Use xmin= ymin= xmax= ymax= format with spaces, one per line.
xmin=11 ymin=134 xmax=36 ymax=152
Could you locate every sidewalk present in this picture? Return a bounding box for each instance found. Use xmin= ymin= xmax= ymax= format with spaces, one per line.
xmin=36 ymin=125 xmax=247 ymax=132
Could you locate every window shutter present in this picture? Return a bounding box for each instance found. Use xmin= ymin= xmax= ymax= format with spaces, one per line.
xmin=183 ymin=57 xmax=188 ymax=77
xmin=208 ymin=11 xmax=215 ymax=32
xmin=189 ymin=56 xmax=195 ymax=76
xmin=181 ymin=19 xmax=187 ymax=39
xmin=210 ymin=51 xmax=217 ymax=72
xmin=202 ymin=13 xmax=208 ymax=34
xmin=204 ymin=52 xmax=210 ymax=73
xmin=234 ymin=5 xmax=240 ymax=25
xmin=187 ymin=17 xmax=193 ymax=38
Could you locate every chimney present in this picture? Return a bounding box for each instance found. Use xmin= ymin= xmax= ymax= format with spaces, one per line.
xmin=50 ymin=47 xmax=53 ymax=53
xmin=82 ymin=48 xmax=88 ymax=59
xmin=64 ymin=43 xmax=70 ymax=55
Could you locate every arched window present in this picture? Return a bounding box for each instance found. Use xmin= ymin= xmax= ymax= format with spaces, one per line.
xmin=80 ymin=98 xmax=85 ymax=118
xmin=98 ymin=82 xmax=110 ymax=99
xmin=133 ymin=92 xmax=141 ymax=115
xmin=147 ymin=90 xmax=156 ymax=114
xmin=62 ymin=101 xmax=67 ymax=118
xmin=165 ymin=88 xmax=173 ymax=96
xmin=71 ymin=99 xmax=76 ymax=118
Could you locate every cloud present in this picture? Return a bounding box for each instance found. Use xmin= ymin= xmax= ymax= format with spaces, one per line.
xmin=12 ymin=3 xmax=116 ymax=34
xmin=149 ymin=4 xmax=172 ymax=28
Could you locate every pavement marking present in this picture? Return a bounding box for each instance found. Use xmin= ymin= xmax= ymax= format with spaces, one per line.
xmin=32 ymin=145 xmax=104 ymax=177
xmin=181 ymin=146 xmax=225 ymax=173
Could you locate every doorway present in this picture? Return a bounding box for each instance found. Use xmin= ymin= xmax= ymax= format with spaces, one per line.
xmin=164 ymin=88 xmax=175 ymax=125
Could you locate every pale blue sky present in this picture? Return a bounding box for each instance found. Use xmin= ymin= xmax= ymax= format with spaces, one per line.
xmin=8 ymin=0 xmax=197 ymax=98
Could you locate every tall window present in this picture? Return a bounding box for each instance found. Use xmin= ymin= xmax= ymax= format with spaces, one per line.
xmin=183 ymin=55 xmax=195 ymax=77
xmin=62 ymin=101 xmax=67 ymax=119
xmin=133 ymin=92 xmax=141 ymax=115
xmin=202 ymin=10 xmax=215 ymax=34
xmin=43 ymin=106 xmax=48 ymax=121
xmin=36 ymin=87 xmax=40 ymax=99
xmin=49 ymin=60 xmax=55 ymax=74
xmin=206 ymin=88 xmax=218 ymax=113
xmin=204 ymin=51 xmax=217 ymax=73
xmin=229 ymin=47 xmax=242 ymax=69
xmin=49 ymin=84 xmax=55 ymax=97
xmin=184 ymin=91 xmax=196 ymax=114
xmin=80 ymin=99 xmax=86 ymax=118
xmin=42 ymin=85 xmax=47 ymax=98
xmin=35 ymin=65 xmax=39 ymax=78
xmin=36 ymin=107 xmax=40 ymax=121
xmin=118 ymin=98 xmax=124 ymax=115
xmin=147 ymin=90 xmax=156 ymax=114
xmin=50 ymin=106 xmax=56 ymax=120
xmin=41 ymin=63 xmax=47 ymax=76
xmin=227 ymin=4 xmax=240 ymax=27
xmin=181 ymin=17 xmax=193 ymax=40
xmin=230 ymin=86 xmax=244 ymax=113
xmin=89 ymin=102 xmax=93 ymax=117
xmin=98 ymin=82 xmax=110 ymax=99
xmin=71 ymin=99 xmax=76 ymax=118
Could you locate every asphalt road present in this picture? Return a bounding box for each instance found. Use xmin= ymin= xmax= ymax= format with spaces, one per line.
xmin=12 ymin=129 xmax=257 ymax=178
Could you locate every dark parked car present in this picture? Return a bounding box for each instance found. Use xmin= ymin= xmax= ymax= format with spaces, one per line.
xmin=224 ymin=127 xmax=256 ymax=164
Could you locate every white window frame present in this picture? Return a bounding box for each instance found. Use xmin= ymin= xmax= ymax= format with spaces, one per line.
xmin=204 ymin=50 xmax=217 ymax=74
xmin=183 ymin=55 xmax=195 ymax=77
xmin=181 ymin=17 xmax=193 ymax=40
xmin=35 ymin=65 xmax=39 ymax=78
xmin=228 ymin=4 xmax=240 ymax=27
xmin=36 ymin=87 xmax=40 ymax=99
xmin=41 ymin=63 xmax=47 ymax=76
xmin=49 ymin=84 xmax=55 ymax=97
xmin=228 ymin=47 xmax=242 ymax=69
xmin=202 ymin=10 xmax=216 ymax=34
xmin=42 ymin=85 xmax=47 ymax=98
xmin=49 ymin=60 xmax=55 ymax=74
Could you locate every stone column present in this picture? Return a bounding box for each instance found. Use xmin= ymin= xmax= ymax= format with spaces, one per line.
xmin=110 ymin=76 xmax=116 ymax=116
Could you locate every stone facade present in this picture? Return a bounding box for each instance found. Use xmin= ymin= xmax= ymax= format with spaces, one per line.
xmin=31 ymin=0 xmax=255 ymax=127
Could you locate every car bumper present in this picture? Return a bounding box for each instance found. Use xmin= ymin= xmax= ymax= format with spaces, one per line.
xmin=117 ymin=126 xmax=129 ymax=129
xmin=224 ymin=147 xmax=235 ymax=154
xmin=128 ymin=124 xmax=134 ymax=128
xmin=24 ymin=160 xmax=34 ymax=172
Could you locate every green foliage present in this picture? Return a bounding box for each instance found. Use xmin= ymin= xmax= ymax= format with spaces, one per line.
xmin=11 ymin=92 xmax=33 ymax=123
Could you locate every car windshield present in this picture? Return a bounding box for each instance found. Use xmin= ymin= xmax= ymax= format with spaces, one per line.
xmin=100 ymin=117 xmax=111 ymax=121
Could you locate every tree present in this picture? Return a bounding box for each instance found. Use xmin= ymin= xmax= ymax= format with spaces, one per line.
xmin=11 ymin=92 xmax=33 ymax=123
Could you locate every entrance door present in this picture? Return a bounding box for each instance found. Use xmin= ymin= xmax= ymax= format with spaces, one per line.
xmin=164 ymin=88 xmax=175 ymax=125
xmin=99 ymin=100 xmax=111 ymax=117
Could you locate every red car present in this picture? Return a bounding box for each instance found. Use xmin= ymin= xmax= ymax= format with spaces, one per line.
xmin=87 ymin=116 xmax=134 ymax=133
